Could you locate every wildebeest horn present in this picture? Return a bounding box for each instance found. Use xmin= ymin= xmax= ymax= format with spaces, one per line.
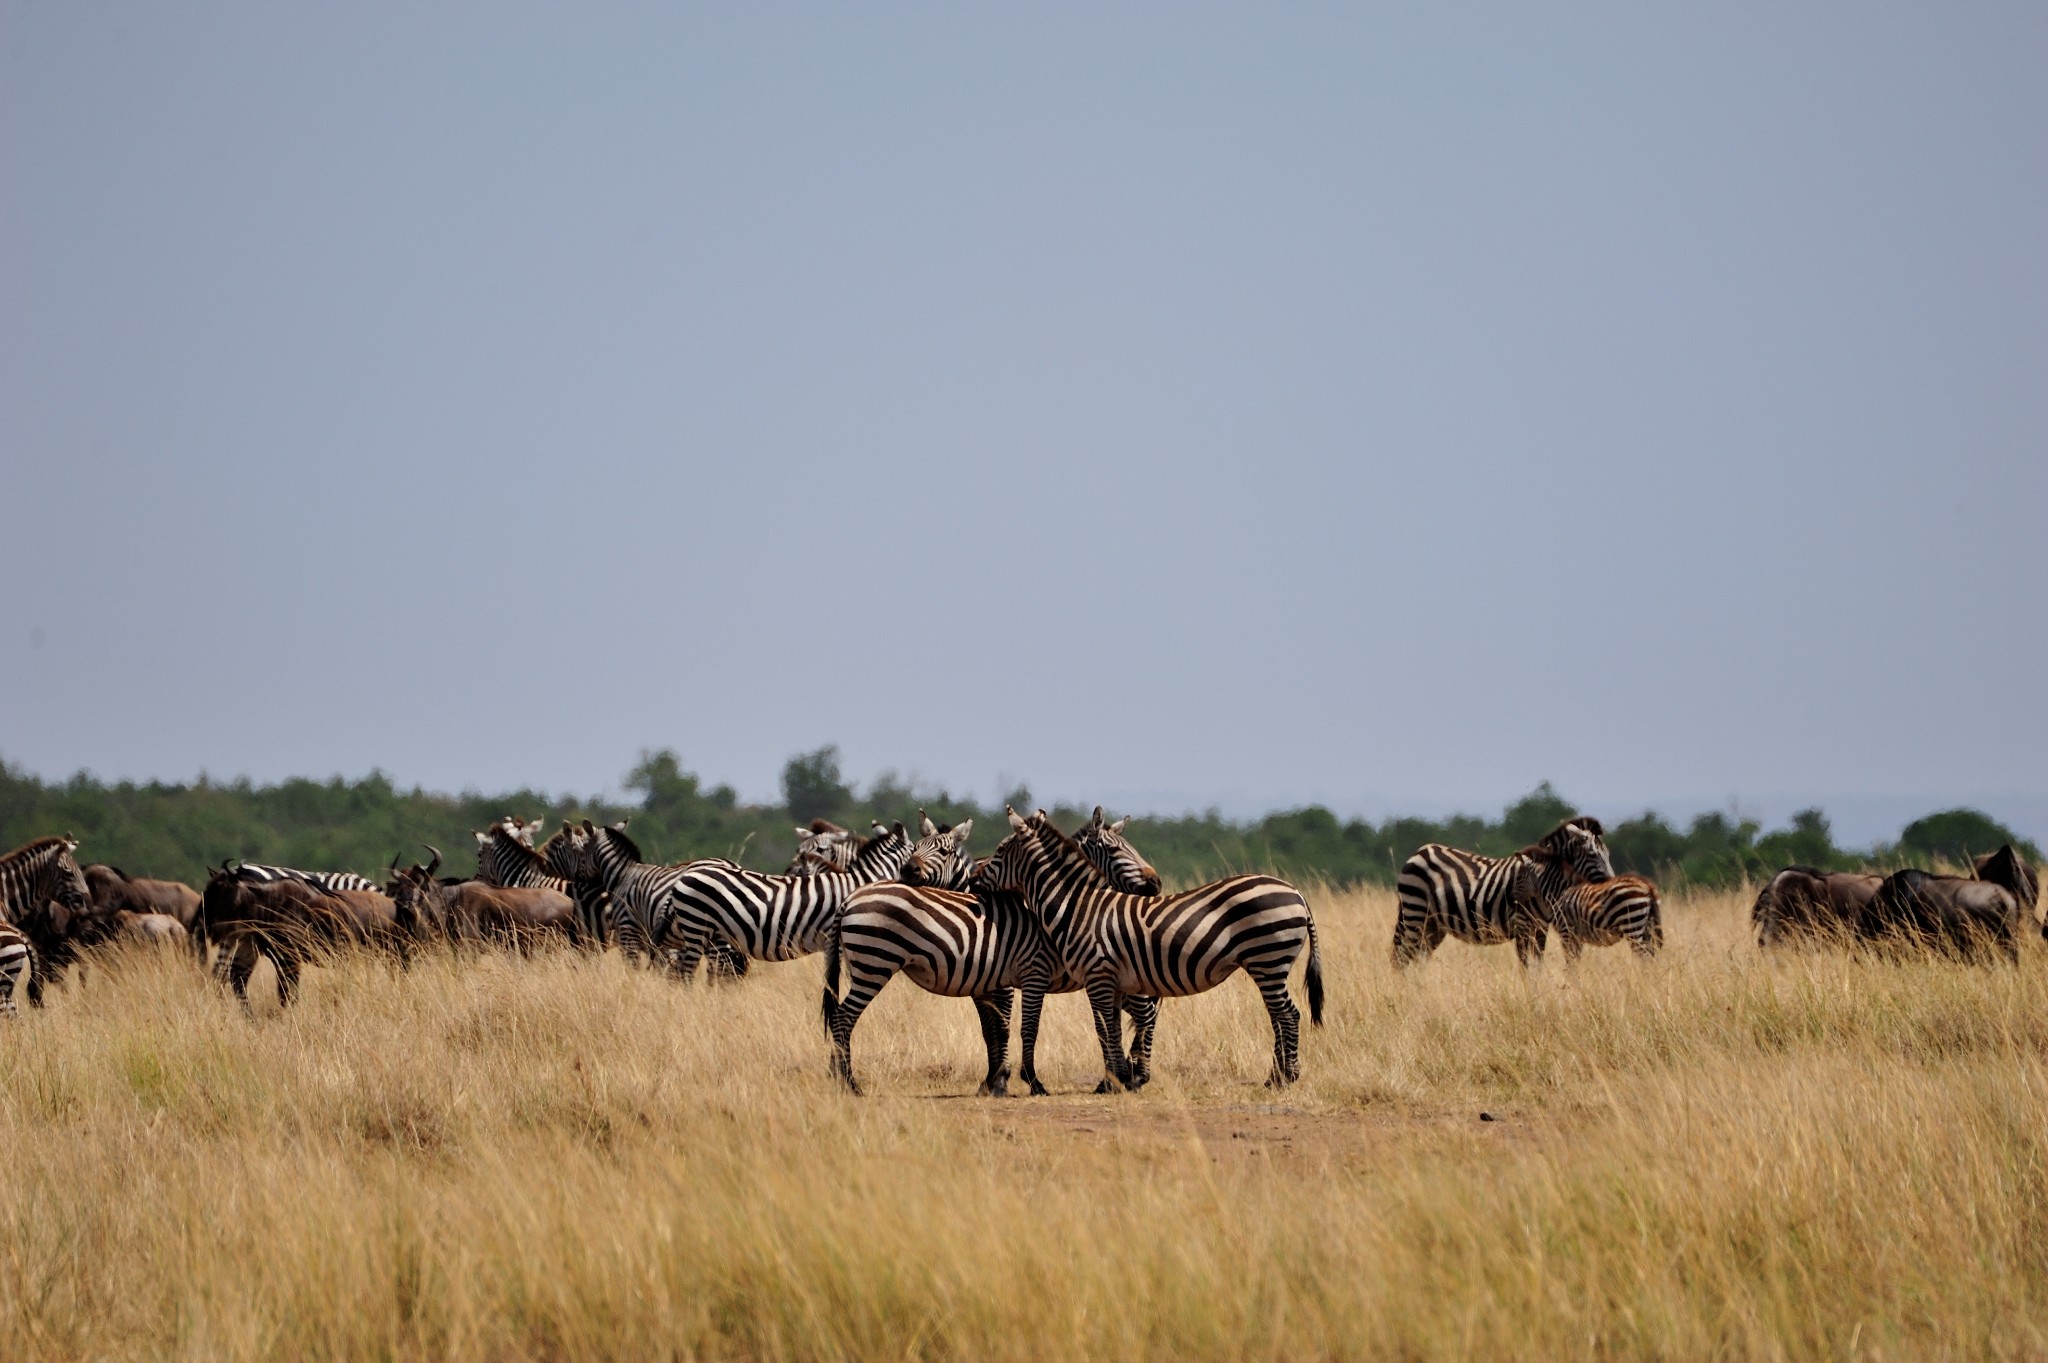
xmin=421 ymin=845 xmax=442 ymax=879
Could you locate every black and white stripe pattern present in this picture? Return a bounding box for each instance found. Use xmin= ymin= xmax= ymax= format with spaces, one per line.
xmin=541 ymin=820 xmax=750 ymax=977
xmin=823 ymin=811 xmax=1163 ymax=1095
xmin=0 ymin=835 xmax=90 ymax=1008
xmin=0 ymin=922 xmax=29 ymax=1016
xmin=474 ymin=818 xmax=599 ymax=943
xmin=1549 ymin=874 xmax=1663 ymax=959
xmin=1391 ymin=817 xmax=1613 ymax=968
xmin=787 ymin=821 xmax=868 ymax=875
xmin=659 ymin=823 xmax=914 ymax=979
xmin=985 ymin=809 xmax=1323 ymax=1090
xmin=233 ymin=862 xmax=380 ymax=895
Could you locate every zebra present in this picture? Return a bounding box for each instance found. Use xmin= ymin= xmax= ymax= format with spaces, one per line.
xmin=0 ymin=922 xmax=28 ymax=1017
xmin=0 ymin=835 xmax=91 ymax=1008
xmin=232 ymin=862 xmax=381 ymax=895
xmin=539 ymin=820 xmax=752 ymax=978
xmin=474 ymin=817 xmax=603 ymax=946
xmin=1548 ymin=873 xmax=1663 ymax=960
xmin=982 ymin=808 xmax=1323 ymax=1090
xmin=787 ymin=820 xmax=863 ymax=875
xmin=822 ymin=809 xmax=1163 ymax=1095
xmin=657 ymin=821 xmax=914 ymax=981
xmin=1391 ymin=816 xmax=1613 ymax=968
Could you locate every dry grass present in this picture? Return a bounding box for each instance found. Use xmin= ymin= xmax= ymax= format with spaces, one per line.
xmin=4 ymin=886 xmax=2046 ymax=1361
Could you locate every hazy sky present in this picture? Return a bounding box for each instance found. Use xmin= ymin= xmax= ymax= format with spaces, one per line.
xmin=4 ymin=4 xmax=2044 ymax=846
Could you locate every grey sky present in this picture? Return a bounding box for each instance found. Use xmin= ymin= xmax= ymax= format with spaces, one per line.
xmin=4 ymin=4 xmax=2044 ymax=847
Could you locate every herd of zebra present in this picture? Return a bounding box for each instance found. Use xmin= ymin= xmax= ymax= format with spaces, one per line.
xmin=0 ymin=808 xmax=2039 ymax=1093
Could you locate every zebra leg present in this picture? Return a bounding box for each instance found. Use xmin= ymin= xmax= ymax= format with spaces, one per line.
xmin=1086 ymin=975 xmax=1136 ymax=1094
xmin=1018 ymin=986 xmax=1050 ymax=1097
xmin=828 ymin=973 xmax=892 ymax=1096
xmin=1254 ymin=964 xmax=1304 ymax=1087
xmin=1557 ymin=929 xmax=1583 ymax=965
xmin=1391 ymin=911 xmax=1447 ymax=968
xmin=1122 ymin=996 xmax=1159 ymax=1090
xmin=1515 ymin=929 xmax=1549 ymax=969
xmin=973 ymin=991 xmax=1013 ymax=1097
xmin=23 ymin=940 xmax=49 ymax=1008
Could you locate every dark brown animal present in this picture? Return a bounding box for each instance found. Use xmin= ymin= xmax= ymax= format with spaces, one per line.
xmin=389 ymin=848 xmax=578 ymax=953
xmin=1751 ymin=867 xmax=1884 ymax=947
xmin=201 ymin=863 xmax=400 ymax=1007
xmin=1972 ymin=845 xmax=2040 ymax=932
xmin=1857 ymin=867 xmax=2022 ymax=963
xmin=84 ymin=865 xmax=204 ymax=957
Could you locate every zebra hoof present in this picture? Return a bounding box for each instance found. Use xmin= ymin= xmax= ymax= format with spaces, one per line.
xmin=977 ymin=1066 xmax=1011 ymax=1098
xmin=1026 ymin=1079 xmax=1049 ymax=1097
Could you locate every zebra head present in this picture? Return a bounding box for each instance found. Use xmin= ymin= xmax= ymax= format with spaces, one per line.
xmin=787 ymin=820 xmax=857 ymax=876
xmin=539 ymin=820 xmax=591 ymax=883
xmin=1535 ymin=816 xmax=1613 ymax=886
xmin=902 ymin=811 xmax=976 ymax=889
xmin=1072 ymin=806 xmax=1161 ymax=895
xmin=51 ymin=836 xmax=90 ymax=915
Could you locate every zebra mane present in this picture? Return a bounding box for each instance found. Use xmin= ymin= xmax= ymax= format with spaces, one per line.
xmin=590 ymin=822 xmax=645 ymax=864
xmin=1026 ymin=814 xmax=1121 ymax=889
xmin=1 ymin=835 xmax=76 ymax=872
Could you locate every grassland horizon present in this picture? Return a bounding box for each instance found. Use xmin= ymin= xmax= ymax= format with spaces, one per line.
xmin=4 ymin=884 xmax=2045 ymax=1361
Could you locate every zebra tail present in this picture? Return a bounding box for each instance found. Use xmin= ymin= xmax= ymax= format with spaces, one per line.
xmin=820 ymin=926 xmax=842 ymax=1038
xmin=1304 ymin=909 xmax=1325 ymax=1027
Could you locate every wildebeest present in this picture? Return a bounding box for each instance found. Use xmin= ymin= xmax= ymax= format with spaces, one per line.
xmin=201 ymin=861 xmax=401 ymax=1007
xmin=1857 ymin=866 xmax=2024 ymax=963
xmin=84 ymin=864 xmax=204 ymax=957
xmin=387 ymin=847 xmax=578 ymax=953
xmin=1972 ymin=845 xmax=2040 ymax=931
xmin=1750 ymin=868 xmax=1884 ymax=947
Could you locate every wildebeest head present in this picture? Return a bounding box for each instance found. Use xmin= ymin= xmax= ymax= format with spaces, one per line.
xmin=1973 ymin=845 xmax=2039 ymax=915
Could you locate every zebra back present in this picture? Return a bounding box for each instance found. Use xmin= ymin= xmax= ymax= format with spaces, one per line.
xmin=235 ymin=862 xmax=380 ymax=895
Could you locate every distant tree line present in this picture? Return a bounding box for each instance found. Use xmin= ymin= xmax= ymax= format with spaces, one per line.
xmin=0 ymin=749 xmax=2035 ymax=892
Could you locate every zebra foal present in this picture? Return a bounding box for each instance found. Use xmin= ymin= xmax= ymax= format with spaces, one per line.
xmin=1546 ymin=873 xmax=1663 ymax=960
xmin=1392 ymin=816 xmax=1613 ymax=968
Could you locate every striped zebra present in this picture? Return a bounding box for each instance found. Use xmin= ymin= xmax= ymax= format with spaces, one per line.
xmin=233 ymin=862 xmax=381 ymax=895
xmin=0 ymin=921 xmax=28 ymax=1016
xmin=787 ymin=820 xmax=864 ymax=875
xmin=658 ymin=822 xmax=914 ymax=980
xmin=984 ymin=808 xmax=1323 ymax=1090
xmin=0 ymin=835 xmax=92 ymax=1008
xmin=539 ymin=820 xmax=752 ymax=978
xmin=474 ymin=818 xmax=603 ymax=945
xmin=1549 ymin=874 xmax=1663 ymax=959
xmin=1391 ymin=816 xmax=1613 ymax=968
xmin=823 ymin=809 xmax=1163 ymax=1095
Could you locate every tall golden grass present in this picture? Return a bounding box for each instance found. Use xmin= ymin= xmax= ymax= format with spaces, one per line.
xmin=3 ymin=884 xmax=2045 ymax=1361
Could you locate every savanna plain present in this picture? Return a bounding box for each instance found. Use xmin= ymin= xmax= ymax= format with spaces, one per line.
xmin=5 ymin=885 xmax=2046 ymax=1362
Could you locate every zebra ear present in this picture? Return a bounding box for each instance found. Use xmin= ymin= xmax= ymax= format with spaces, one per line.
xmin=793 ymin=825 xmax=811 ymax=839
xmin=919 ymin=810 xmax=939 ymax=838
xmin=953 ymin=819 xmax=974 ymax=844
xmin=1090 ymin=806 xmax=1104 ymax=828
xmin=474 ymin=831 xmax=489 ymax=846
xmin=1110 ymin=816 xmax=1130 ymax=834
xmin=1007 ymin=807 xmax=1027 ymax=830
